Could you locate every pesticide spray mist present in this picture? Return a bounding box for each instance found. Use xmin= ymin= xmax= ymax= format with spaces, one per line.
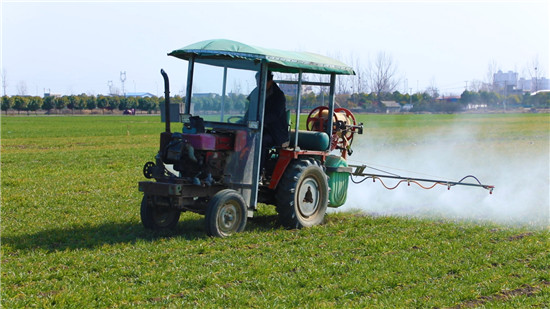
xmin=336 ymin=115 xmax=549 ymax=228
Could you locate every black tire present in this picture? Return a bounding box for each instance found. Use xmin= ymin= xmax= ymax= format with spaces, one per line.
xmin=205 ymin=189 xmax=247 ymax=237
xmin=140 ymin=194 xmax=180 ymax=230
xmin=275 ymin=159 xmax=329 ymax=229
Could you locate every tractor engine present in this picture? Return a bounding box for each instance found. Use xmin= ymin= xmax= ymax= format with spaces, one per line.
xmin=160 ymin=132 xmax=233 ymax=184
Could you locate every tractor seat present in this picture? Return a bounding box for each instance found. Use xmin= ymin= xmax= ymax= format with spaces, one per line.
xmin=288 ymin=130 xmax=330 ymax=151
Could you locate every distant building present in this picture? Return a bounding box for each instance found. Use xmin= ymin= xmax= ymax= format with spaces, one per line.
xmin=125 ymin=92 xmax=155 ymax=98
xmin=43 ymin=91 xmax=61 ymax=98
xmin=279 ymin=84 xmax=313 ymax=96
xmin=517 ymin=77 xmax=550 ymax=92
xmin=437 ymin=96 xmax=460 ymax=103
xmin=381 ymin=101 xmax=401 ymax=113
xmin=402 ymin=104 xmax=414 ymax=112
xmin=492 ymin=70 xmax=550 ymax=94
xmin=467 ymin=103 xmax=487 ymax=110
xmin=193 ymin=93 xmax=217 ymax=98
xmin=493 ymin=70 xmax=518 ymax=93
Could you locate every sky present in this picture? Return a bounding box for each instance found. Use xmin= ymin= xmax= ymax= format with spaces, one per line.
xmin=2 ymin=0 xmax=549 ymax=97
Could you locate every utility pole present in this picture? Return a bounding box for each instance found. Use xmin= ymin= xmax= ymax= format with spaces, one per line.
xmin=2 ymin=69 xmax=7 ymax=96
xmin=503 ymin=80 xmax=507 ymax=112
xmin=107 ymin=81 xmax=113 ymax=95
xmin=534 ymin=67 xmax=538 ymax=92
xmin=120 ymin=71 xmax=127 ymax=96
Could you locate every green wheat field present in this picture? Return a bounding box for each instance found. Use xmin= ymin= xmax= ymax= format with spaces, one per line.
xmin=1 ymin=113 xmax=549 ymax=308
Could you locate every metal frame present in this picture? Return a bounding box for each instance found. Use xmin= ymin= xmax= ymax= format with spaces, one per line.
xmin=348 ymin=165 xmax=495 ymax=193
xmin=184 ymin=55 xmax=195 ymax=114
xmin=249 ymin=62 xmax=269 ymax=210
xmin=274 ymin=72 xmax=338 ymax=150
xmin=178 ymin=56 xmax=345 ymax=211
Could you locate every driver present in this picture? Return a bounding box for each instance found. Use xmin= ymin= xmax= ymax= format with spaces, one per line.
xmin=247 ymin=71 xmax=289 ymax=175
xmin=261 ymin=71 xmax=289 ymax=150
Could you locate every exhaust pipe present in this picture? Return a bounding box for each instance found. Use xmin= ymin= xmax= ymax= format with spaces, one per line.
xmin=159 ymin=69 xmax=172 ymax=155
xmin=161 ymin=69 xmax=170 ymax=133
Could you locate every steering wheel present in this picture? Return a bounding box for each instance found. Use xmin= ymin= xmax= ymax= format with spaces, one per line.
xmin=227 ymin=116 xmax=244 ymax=124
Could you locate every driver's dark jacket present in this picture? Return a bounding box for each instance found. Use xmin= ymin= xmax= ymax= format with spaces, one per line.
xmin=263 ymin=83 xmax=289 ymax=147
xmin=247 ymin=83 xmax=289 ymax=147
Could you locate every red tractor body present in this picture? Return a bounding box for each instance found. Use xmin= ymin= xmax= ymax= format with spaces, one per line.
xmin=139 ymin=39 xmax=360 ymax=236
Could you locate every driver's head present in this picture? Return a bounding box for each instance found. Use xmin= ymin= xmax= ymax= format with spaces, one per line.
xmin=255 ymin=71 xmax=274 ymax=85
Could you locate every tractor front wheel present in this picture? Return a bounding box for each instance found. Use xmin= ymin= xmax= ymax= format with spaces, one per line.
xmin=140 ymin=194 xmax=180 ymax=230
xmin=276 ymin=159 xmax=329 ymax=229
xmin=205 ymin=189 xmax=247 ymax=237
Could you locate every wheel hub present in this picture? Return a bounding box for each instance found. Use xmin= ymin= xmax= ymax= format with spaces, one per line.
xmin=298 ymin=178 xmax=320 ymax=217
xmin=219 ymin=203 xmax=239 ymax=231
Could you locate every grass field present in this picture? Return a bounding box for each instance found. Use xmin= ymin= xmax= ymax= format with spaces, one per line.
xmin=1 ymin=114 xmax=549 ymax=307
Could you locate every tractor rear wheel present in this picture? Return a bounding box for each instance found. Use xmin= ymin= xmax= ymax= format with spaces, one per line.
xmin=140 ymin=194 xmax=180 ymax=230
xmin=276 ymin=159 xmax=329 ymax=229
xmin=205 ymin=189 xmax=247 ymax=237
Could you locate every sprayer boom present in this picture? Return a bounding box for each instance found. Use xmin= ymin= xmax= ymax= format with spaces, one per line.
xmin=348 ymin=164 xmax=495 ymax=194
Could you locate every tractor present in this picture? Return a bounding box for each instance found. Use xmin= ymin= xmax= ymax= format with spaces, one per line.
xmin=138 ymin=39 xmax=494 ymax=237
xmin=138 ymin=39 xmax=362 ymax=237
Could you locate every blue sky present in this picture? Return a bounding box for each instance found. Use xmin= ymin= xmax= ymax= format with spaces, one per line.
xmin=2 ymin=0 xmax=548 ymax=96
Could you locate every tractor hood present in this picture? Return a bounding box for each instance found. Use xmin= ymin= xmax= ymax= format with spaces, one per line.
xmin=168 ymin=39 xmax=355 ymax=75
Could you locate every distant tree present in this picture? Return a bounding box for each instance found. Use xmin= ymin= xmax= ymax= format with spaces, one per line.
xmin=409 ymin=93 xmax=427 ymax=112
xmin=485 ymin=60 xmax=498 ymax=91
xmin=525 ymin=55 xmax=546 ymax=92
xmin=507 ymin=94 xmax=521 ymax=107
xmin=334 ymin=93 xmax=350 ymax=108
xmin=350 ymin=54 xmax=368 ymax=95
xmin=231 ymin=94 xmax=246 ymax=111
xmin=86 ymin=95 xmax=97 ymax=110
xmin=391 ymin=91 xmax=408 ymax=104
xmin=425 ymin=86 xmax=439 ymax=100
xmin=368 ymin=51 xmax=400 ymax=102
xmin=172 ymin=95 xmax=184 ymax=105
xmin=138 ymin=97 xmax=157 ymax=112
xmin=469 ymin=80 xmax=484 ymax=92
xmin=107 ymin=96 xmax=120 ymax=110
xmin=13 ymin=96 xmax=28 ymax=114
xmin=126 ymin=97 xmax=138 ymax=110
xmin=16 ymin=81 xmax=28 ymax=96
xmin=118 ymin=96 xmax=129 ymax=111
xmin=42 ymin=96 xmax=55 ymax=112
xmin=1 ymin=95 xmax=13 ymax=114
xmin=149 ymin=97 xmax=159 ymax=112
xmin=460 ymin=90 xmax=479 ymax=105
xmin=55 ymin=96 xmax=68 ymax=110
xmin=67 ymin=95 xmax=81 ymax=113
xmin=301 ymin=92 xmax=318 ymax=109
xmin=536 ymin=92 xmax=550 ymax=107
xmin=479 ymin=91 xmax=500 ymax=107
xmin=75 ymin=94 xmax=87 ymax=110
xmin=157 ymin=97 xmax=165 ymax=113
xmin=97 ymin=95 xmax=108 ymax=112
xmin=27 ymin=96 xmax=42 ymax=114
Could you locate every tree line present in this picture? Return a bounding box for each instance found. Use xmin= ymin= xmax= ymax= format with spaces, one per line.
xmin=1 ymin=94 xmax=164 ymax=115
xmin=2 ymin=89 xmax=548 ymax=115
xmin=290 ymin=89 xmax=549 ymax=113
